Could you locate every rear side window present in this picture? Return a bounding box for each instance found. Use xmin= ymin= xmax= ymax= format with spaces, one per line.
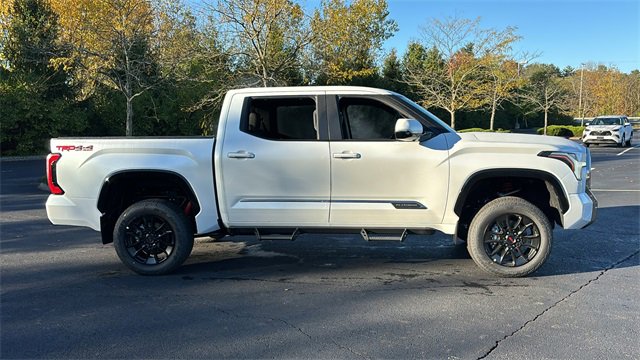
xmin=241 ymin=97 xmax=318 ymax=140
xmin=338 ymin=97 xmax=403 ymax=140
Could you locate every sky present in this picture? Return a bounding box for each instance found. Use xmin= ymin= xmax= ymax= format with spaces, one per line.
xmin=193 ymin=0 xmax=639 ymax=73
xmin=381 ymin=0 xmax=639 ymax=73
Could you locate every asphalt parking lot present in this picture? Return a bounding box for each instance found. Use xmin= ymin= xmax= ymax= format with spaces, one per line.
xmin=1 ymin=136 xmax=639 ymax=359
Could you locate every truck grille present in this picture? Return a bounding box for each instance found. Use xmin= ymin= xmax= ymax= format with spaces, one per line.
xmin=590 ymin=131 xmax=611 ymax=136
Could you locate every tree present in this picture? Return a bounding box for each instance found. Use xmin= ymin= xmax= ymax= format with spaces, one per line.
xmin=379 ymin=49 xmax=407 ymax=93
xmin=403 ymin=42 xmax=447 ymax=102
xmin=401 ymin=42 xmax=427 ymax=98
xmin=310 ymin=0 xmax=397 ymax=84
xmin=148 ymin=0 xmax=229 ymax=135
xmin=160 ymin=10 xmax=237 ymax=134
xmin=51 ymin=0 xmax=153 ymax=136
xmin=0 ymin=0 xmax=86 ymax=155
xmin=403 ymin=16 xmax=519 ymax=129
xmin=485 ymin=57 xmax=527 ymax=130
xmin=206 ymin=0 xmax=311 ymax=87
xmin=180 ymin=32 xmax=234 ymax=133
xmin=624 ymin=70 xmax=640 ymax=116
xmin=50 ymin=0 xmax=195 ymax=136
xmin=572 ymin=64 xmax=631 ymax=118
xmin=1 ymin=2 xmax=11 ymax=66
xmin=2 ymin=0 xmax=68 ymax=94
xmin=520 ymin=64 xmax=570 ymax=135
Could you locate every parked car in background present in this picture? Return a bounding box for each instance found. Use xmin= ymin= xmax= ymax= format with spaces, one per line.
xmin=582 ymin=115 xmax=633 ymax=147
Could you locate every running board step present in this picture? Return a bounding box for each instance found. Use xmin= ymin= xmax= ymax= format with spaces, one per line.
xmin=254 ymin=228 xmax=299 ymax=241
xmin=360 ymin=229 xmax=407 ymax=241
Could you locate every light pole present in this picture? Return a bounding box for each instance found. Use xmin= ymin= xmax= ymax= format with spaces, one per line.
xmin=579 ymin=63 xmax=585 ymax=126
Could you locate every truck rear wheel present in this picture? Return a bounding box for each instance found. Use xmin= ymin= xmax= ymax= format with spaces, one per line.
xmin=113 ymin=199 xmax=193 ymax=275
xmin=467 ymin=196 xmax=552 ymax=277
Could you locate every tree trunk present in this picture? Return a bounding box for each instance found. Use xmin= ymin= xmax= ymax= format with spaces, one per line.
xmin=124 ymin=70 xmax=133 ymax=136
xmin=490 ymin=100 xmax=497 ymax=131
xmin=126 ymin=97 xmax=133 ymax=136
xmin=450 ymin=110 xmax=456 ymax=130
xmin=543 ymin=110 xmax=548 ymax=135
xmin=262 ymin=64 xmax=269 ymax=87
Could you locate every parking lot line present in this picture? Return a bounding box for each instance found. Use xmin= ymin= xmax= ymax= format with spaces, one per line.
xmin=591 ymin=189 xmax=640 ymax=192
xmin=616 ymin=145 xmax=639 ymax=156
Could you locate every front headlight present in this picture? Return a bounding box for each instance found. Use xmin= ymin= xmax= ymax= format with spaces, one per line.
xmin=612 ymin=126 xmax=621 ymax=131
xmin=538 ymin=151 xmax=587 ymax=180
xmin=585 ymin=149 xmax=592 ymax=189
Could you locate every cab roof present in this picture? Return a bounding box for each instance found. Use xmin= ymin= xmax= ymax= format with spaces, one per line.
xmin=226 ymin=86 xmax=398 ymax=96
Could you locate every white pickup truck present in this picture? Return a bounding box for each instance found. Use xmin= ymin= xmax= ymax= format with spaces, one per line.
xmin=46 ymin=86 xmax=597 ymax=277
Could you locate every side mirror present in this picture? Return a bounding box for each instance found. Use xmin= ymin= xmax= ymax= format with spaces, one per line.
xmin=585 ymin=122 xmax=590 ymax=126
xmin=395 ymin=118 xmax=423 ymax=142
xmin=625 ymin=122 xmax=631 ymax=126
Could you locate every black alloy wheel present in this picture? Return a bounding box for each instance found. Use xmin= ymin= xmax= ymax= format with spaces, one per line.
xmin=467 ymin=196 xmax=552 ymax=277
xmin=123 ymin=213 xmax=176 ymax=265
xmin=114 ymin=199 xmax=194 ymax=275
xmin=482 ymin=213 xmax=541 ymax=267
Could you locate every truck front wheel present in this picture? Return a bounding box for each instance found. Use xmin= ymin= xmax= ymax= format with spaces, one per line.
xmin=467 ymin=196 xmax=552 ymax=277
xmin=113 ymin=199 xmax=194 ymax=275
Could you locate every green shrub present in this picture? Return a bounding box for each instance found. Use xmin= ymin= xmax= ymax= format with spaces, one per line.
xmin=458 ymin=128 xmax=487 ymax=133
xmin=458 ymin=128 xmax=511 ymax=133
xmin=536 ymin=125 xmax=585 ymax=137
xmin=566 ymin=125 xmax=586 ymax=136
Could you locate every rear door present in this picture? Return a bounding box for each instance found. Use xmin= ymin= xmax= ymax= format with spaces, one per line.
xmin=327 ymin=94 xmax=450 ymax=228
xmin=218 ymin=92 xmax=331 ymax=227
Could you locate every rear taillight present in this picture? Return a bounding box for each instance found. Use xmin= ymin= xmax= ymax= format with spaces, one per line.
xmin=46 ymin=153 xmax=64 ymax=195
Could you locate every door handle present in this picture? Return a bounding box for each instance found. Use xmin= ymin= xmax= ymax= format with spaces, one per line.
xmin=227 ymin=151 xmax=255 ymax=159
xmin=333 ymin=152 xmax=361 ymax=159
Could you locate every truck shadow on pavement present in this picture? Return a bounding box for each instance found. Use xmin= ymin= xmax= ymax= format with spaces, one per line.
xmin=1 ymin=204 xmax=637 ymax=280
xmin=176 ymin=205 xmax=639 ymax=279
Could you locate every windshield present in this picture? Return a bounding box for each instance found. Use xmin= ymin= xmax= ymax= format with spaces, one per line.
xmin=592 ymin=117 xmax=622 ymax=125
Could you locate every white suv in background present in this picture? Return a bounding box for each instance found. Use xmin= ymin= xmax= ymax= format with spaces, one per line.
xmin=582 ymin=115 xmax=633 ymax=147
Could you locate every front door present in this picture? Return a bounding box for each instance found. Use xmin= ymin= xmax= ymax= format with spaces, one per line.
xmin=328 ymin=95 xmax=450 ymax=228
xmin=218 ymin=92 xmax=330 ymax=227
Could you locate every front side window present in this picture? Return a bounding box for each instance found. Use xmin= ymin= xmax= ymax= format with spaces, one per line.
xmin=241 ymin=97 xmax=317 ymax=140
xmin=338 ymin=97 xmax=403 ymax=140
xmin=394 ymin=94 xmax=452 ymax=134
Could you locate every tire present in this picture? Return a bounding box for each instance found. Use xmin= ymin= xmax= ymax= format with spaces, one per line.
xmin=467 ymin=196 xmax=552 ymax=277
xmin=626 ymin=135 xmax=632 ymax=147
xmin=113 ymin=199 xmax=194 ymax=275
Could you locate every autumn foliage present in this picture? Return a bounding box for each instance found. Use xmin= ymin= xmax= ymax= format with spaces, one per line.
xmin=1 ymin=0 xmax=639 ymax=154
